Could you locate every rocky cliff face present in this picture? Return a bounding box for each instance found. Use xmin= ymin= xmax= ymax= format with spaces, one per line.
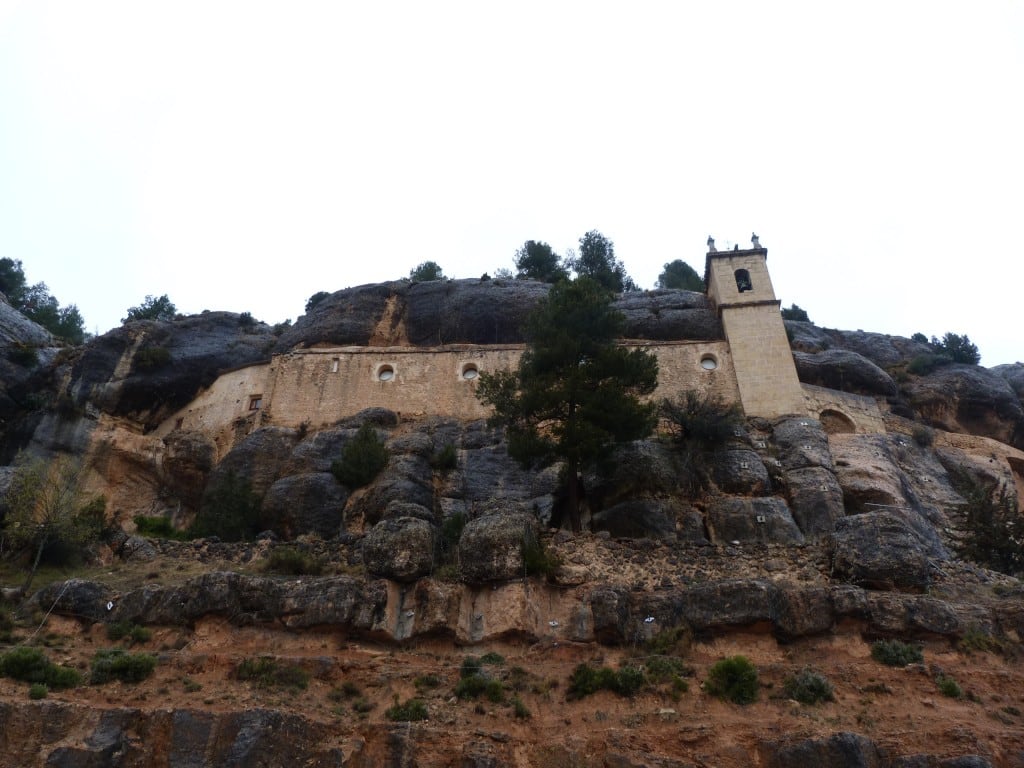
xmin=276 ymin=278 xmax=722 ymax=349
xmin=1 ymin=288 xmax=1023 ymax=767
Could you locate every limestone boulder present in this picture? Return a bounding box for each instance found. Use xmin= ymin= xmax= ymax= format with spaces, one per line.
xmin=285 ymin=425 xmax=354 ymax=474
xmin=345 ymin=453 xmax=434 ymax=526
xmin=161 ymin=429 xmax=217 ymax=509
xmin=703 ymin=498 xmax=787 ymax=545
xmin=705 ymin=497 xmax=804 ymax=545
xmin=613 ymin=289 xmax=723 ymax=340
xmin=762 ymin=732 xmax=888 ymax=768
xmin=275 ymin=281 xmax=398 ymax=349
xmin=793 ymin=349 xmax=897 ymax=397
xmin=903 ymin=364 xmax=1024 ymax=448
xmin=772 ymin=417 xmax=834 ymax=471
xmin=786 ymin=323 xmax=932 ymax=369
xmin=209 ymin=426 xmax=300 ymax=497
xmin=26 ymin=578 xmax=116 ymax=623
xmin=260 ymin=472 xmax=348 ymax=539
xmin=458 ymin=507 xmax=539 ymax=584
xmin=382 ymin=500 xmax=435 ymax=523
xmin=831 ymin=512 xmax=933 ymax=591
xmin=588 ymin=439 xmax=681 ymax=508
xmin=0 ymin=299 xmax=56 ymax=428
xmin=993 ymin=362 xmax=1024 ymax=400
xmin=405 ymin=278 xmax=549 ymax=345
xmin=708 ymin=449 xmax=770 ymax=495
xmin=783 ymin=466 xmax=845 ymax=538
xmin=591 ymin=499 xmax=678 ymax=540
xmin=363 ymin=516 xmax=439 ymax=581
xmin=830 ymin=433 xmax=913 ymax=513
xmin=118 ymin=535 xmax=158 ymax=562
xmin=676 ymin=504 xmax=711 ymax=544
xmin=445 ymin=444 xmax=559 ymax=526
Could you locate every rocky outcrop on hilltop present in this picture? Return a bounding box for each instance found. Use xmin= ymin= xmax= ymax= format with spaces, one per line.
xmin=793 ymin=349 xmax=898 ymax=397
xmin=901 ymin=365 xmax=1024 ymax=449
xmin=785 ymin=322 xmax=933 ymax=369
xmin=65 ymin=312 xmax=277 ymax=434
xmin=275 ymin=279 xmax=722 ymax=350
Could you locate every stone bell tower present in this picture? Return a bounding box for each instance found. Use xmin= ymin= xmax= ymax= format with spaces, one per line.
xmin=705 ymin=235 xmax=805 ymax=418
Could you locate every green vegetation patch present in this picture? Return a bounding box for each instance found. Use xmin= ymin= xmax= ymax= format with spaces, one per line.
xmin=105 ymin=621 xmax=152 ymax=645
xmin=705 ymin=655 xmax=759 ymax=705
xmin=782 ymin=668 xmax=835 ymax=705
xmin=133 ymin=515 xmax=189 ymax=541
xmin=235 ymin=657 xmax=309 ymax=690
xmin=90 ymin=649 xmax=157 ymax=684
xmin=263 ymin=546 xmax=324 ymax=576
xmin=936 ymin=675 xmax=963 ymax=699
xmin=870 ymin=639 xmax=924 ymax=667
xmin=566 ymin=663 xmax=645 ymax=701
xmin=386 ymin=697 xmax=428 ymax=721
xmin=331 ymin=423 xmax=389 ymax=488
xmin=0 ymin=646 xmax=81 ymax=690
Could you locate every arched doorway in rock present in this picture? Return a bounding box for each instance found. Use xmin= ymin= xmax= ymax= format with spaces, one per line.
xmin=819 ymin=408 xmax=856 ymax=434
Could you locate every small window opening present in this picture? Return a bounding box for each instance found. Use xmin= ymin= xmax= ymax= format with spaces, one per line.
xmin=461 ymin=363 xmax=479 ymax=380
xmin=734 ymin=269 xmax=753 ymax=293
xmin=700 ymin=354 xmax=718 ymax=371
xmin=377 ymin=364 xmax=395 ymax=382
xmin=248 ymin=395 xmax=263 ymax=411
xmin=331 ymin=358 xmax=339 ymax=373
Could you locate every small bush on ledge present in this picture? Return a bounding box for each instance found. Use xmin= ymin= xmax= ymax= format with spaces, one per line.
xmin=331 ymin=423 xmax=389 ymax=488
xmin=386 ymin=697 xmax=428 ymax=721
xmin=782 ymin=668 xmax=834 ymax=704
xmin=870 ymin=639 xmax=923 ymax=667
xmin=90 ymin=649 xmax=157 ymax=684
xmin=705 ymin=655 xmax=759 ymax=705
xmin=235 ymin=657 xmax=309 ymax=690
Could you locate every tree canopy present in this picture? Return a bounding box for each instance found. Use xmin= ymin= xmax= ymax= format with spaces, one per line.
xmin=780 ymin=304 xmax=810 ymax=322
xmin=567 ymin=231 xmax=637 ymax=293
xmin=305 ymin=291 xmax=331 ymax=312
xmin=514 ymin=240 xmax=568 ymax=283
xmin=932 ymin=332 xmax=980 ymax=364
xmin=476 ymin=277 xmax=658 ymax=531
xmin=2 ymin=455 xmax=104 ymax=595
xmin=409 ymin=261 xmax=445 ymax=282
xmin=656 ymin=259 xmax=704 ymax=291
xmin=0 ymin=258 xmax=87 ymax=344
xmin=124 ymin=294 xmax=177 ymax=323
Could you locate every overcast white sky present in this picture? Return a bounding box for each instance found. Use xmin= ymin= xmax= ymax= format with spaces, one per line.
xmin=0 ymin=1 xmax=1020 ymax=365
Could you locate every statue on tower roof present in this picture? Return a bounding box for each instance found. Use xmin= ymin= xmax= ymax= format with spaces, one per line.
xmin=707 ymin=235 xmax=716 ymax=252
xmin=751 ymin=232 xmax=761 ymax=248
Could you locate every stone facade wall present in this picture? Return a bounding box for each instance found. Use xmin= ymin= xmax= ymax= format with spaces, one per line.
xmin=156 ymin=341 xmax=741 ymax=449
xmin=156 ymin=364 xmax=271 ymax=441
xmin=802 ymin=384 xmax=887 ymax=433
xmin=720 ymin=305 xmax=806 ymax=418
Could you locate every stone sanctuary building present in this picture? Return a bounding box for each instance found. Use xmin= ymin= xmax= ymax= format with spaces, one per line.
xmin=156 ymin=239 xmax=885 ymax=458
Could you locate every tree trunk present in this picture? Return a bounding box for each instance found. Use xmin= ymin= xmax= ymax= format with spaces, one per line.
xmin=22 ymin=536 xmax=46 ymax=597
xmin=567 ymin=457 xmax=581 ymax=533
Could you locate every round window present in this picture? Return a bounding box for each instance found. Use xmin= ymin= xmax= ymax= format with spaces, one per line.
xmin=377 ymin=365 xmax=395 ymax=382
xmin=700 ymin=355 xmax=718 ymax=371
xmin=462 ymin=364 xmax=479 ymax=380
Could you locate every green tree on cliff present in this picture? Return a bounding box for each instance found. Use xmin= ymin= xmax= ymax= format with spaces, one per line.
xmin=2 ymin=455 xmax=104 ymax=595
xmin=476 ymin=277 xmax=658 ymax=532
xmin=514 ymin=240 xmax=568 ymax=283
xmin=124 ymin=294 xmax=177 ymax=323
xmin=656 ymin=259 xmax=704 ymax=291
xmin=567 ymin=231 xmax=637 ymax=293
xmin=409 ymin=261 xmax=445 ymax=282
